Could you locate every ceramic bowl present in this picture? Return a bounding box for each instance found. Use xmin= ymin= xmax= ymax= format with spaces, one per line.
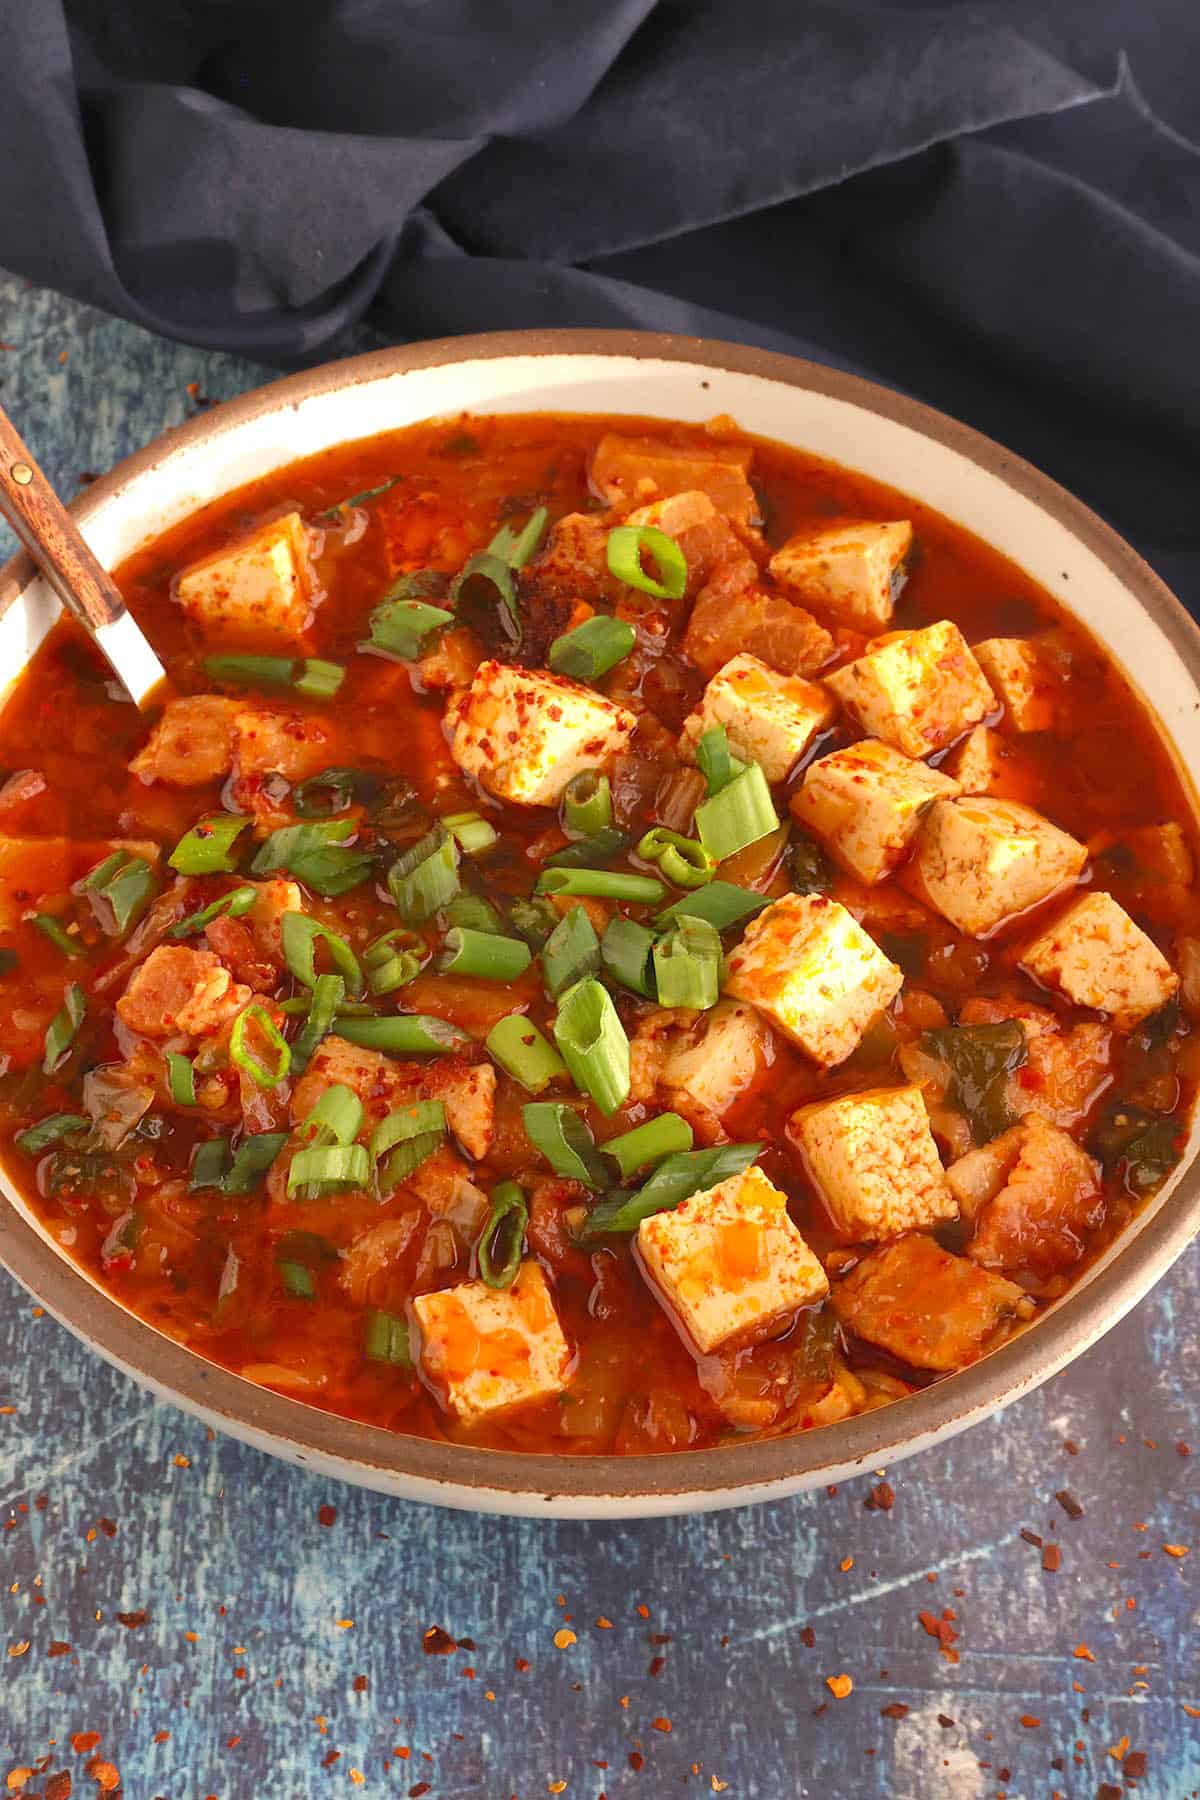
xmin=1 ymin=332 xmax=1198 ymax=1517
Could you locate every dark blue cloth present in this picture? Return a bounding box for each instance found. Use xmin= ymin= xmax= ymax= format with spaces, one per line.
xmin=2 ymin=1 xmax=1197 ymax=593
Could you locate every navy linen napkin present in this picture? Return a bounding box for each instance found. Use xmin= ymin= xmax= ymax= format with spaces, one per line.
xmin=1 ymin=0 xmax=1197 ymax=600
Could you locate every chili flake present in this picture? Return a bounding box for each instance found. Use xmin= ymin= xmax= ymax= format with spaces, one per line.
xmin=1163 ymin=1543 xmax=1189 ymax=1557
xmin=553 ymin=1629 xmax=576 ymax=1650
xmin=825 ymin=1674 xmax=853 ymax=1699
xmin=1074 ymin=1643 xmax=1096 ymax=1661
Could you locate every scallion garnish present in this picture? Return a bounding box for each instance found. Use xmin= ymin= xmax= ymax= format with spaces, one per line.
xmin=362 ymin=927 xmax=425 ymax=995
xmin=317 ymin=474 xmax=402 ymax=521
xmin=293 ymin=658 xmax=345 ymax=700
xmin=170 ymin=814 xmax=251 ymax=876
xmin=388 ymin=826 xmax=460 ymax=924
xmin=446 ymin=894 xmax=505 ymax=935
xmin=542 ymin=906 xmax=601 ymax=999
xmin=602 ymin=1113 xmax=694 ymax=1181
xmin=522 ymin=1102 xmax=608 ymax=1189
xmin=278 ymin=1260 xmax=316 ymax=1299
xmin=543 ymin=827 xmax=631 ymax=869
xmin=442 ymin=811 xmax=499 ymax=855
xmin=487 ymin=506 xmax=549 ymax=569
xmin=222 ymin=1132 xmax=289 ymax=1196
xmin=372 ymin=1099 xmax=446 ymax=1189
xmin=336 ymin=1015 xmax=472 ymax=1056
xmin=280 ymin=911 xmax=363 ymax=996
xmin=189 ymin=1137 xmax=232 ymax=1192
xmin=363 ymin=1308 xmax=413 ymax=1367
xmin=537 ymin=867 xmax=665 ymax=905
xmin=229 ymin=1004 xmax=291 ymax=1089
xmin=553 ymin=977 xmax=630 ymax=1116
xmin=32 ymin=914 xmax=83 ymax=958
xmin=695 ymin=723 xmax=746 ymax=795
xmin=477 ymin=1181 xmax=529 ymax=1290
xmin=576 ymin=1141 xmax=763 ymax=1240
xmin=166 ymin=1051 xmax=197 ymax=1107
xmin=694 ymin=763 xmax=779 ymax=862
xmin=297 ymin=1083 xmax=364 ymax=1148
xmin=484 ymin=1015 xmax=567 ymax=1093
xmin=507 ymin=895 xmax=560 ymax=950
xmin=81 ymin=851 xmax=158 ymax=937
xmin=606 ymin=524 xmax=688 ymax=600
xmin=563 ymin=771 xmax=613 ymax=838
xmin=636 ymin=826 xmax=716 ymax=890
xmin=287 ymin=1142 xmax=371 ymax=1199
xmin=251 ymin=819 xmax=374 ymax=897
xmin=451 ymin=551 xmax=520 ymax=645
xmin=42 ymin=982 xmax=86 ymax=1075
xmin=293 ymin=767 xmax=374 ymax=818
xmin=168 ymin=885 xmax=258 ymax=940
xmin=289 ymin=973 xmax=344 ymax=1074
xmin=359 ymin=596 xmax=455 ymax=661
xmin=599 ymin=916 xmax=658 ymax=998
xmin=654 ymin=880 xmax=768 ymax=932
xmin=439 ymin=927 xmax=531 ymax=982
xmin=203 ymin=653 xmax=345 ymax=696
xmin=15 ymin=1113 xmax=89 ymax=1156
xmin=652 ymin=914 xmax=722 ymax=1009
xmin=548 ymin=616 xmax=636 ymax=683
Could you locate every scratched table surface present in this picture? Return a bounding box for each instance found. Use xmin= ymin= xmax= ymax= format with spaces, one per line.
xmin=0 ymin=273 xmax=1196 ymax=1800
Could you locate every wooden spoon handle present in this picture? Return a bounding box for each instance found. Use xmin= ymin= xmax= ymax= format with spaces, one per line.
xmin=0 ymin=399 xmax=127 ymax=632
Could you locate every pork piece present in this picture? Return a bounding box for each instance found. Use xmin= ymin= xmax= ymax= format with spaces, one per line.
xmin=244 ymin=879 xmax=303 ymax=965
xmin=533 ymin=512 xmax=620 ymax=606
xmin=624 ymin=491 xmax=745 ymax=599
xmin=629 ymin=1000 xmax=776 ymax=1143
xmin=948 ymin=1114 xmax=1104 ymax=1279
xmin=683 ymin=574 xmax=834 ymax=679
xmin=830 ymin=1233 xmax=1028 ymax=1372
xmin=958 ymin=996 xmax=1111 ymax=1131
xmin=339 ymin=1211 xmax=423 ymax=1310
xmin=203 ymin=914 xmax=277 ymax=992
xmin=422 ymin=1058 xmax=497 ymax=1162
xmin=116 ymin=945 xmax=251 ymax=1041
xmin=590 ymin=433 xmax=759 ymax=529
xmin=290 ymin=1035 xmax=420 ymax=1132
xmin=233 ymin=708 xmax=336 ymax=783
xmin=129 ymin=696 xmax=240 ymax=786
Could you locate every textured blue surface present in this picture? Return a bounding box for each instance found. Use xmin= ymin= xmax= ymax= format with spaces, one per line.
xmin=0 ymin=276 xmax=1196 ymax=1800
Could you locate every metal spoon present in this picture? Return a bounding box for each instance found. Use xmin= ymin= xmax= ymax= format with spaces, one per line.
xmin=0 ymin=399 xmax=166 ymax=706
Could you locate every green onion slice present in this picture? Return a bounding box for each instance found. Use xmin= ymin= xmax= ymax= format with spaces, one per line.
xmin=602 ymin=1113 xmax=694 ymax=1181
xmin=439 ymin=927 xmax=531 ymax=982
xmin=360 ymin=597 xmax=454 ymax=661
xmin=289 ymin=973 xmax=344 ymax=1075
xmin=636 ymin=827 xmax=716 ymax=890
xmin=543 ymin=827 xmax=631 ymax=870
xmin=695 ymin=723 xmax=747 ymax=796
xmin=652 ymin=915 xmax=722 ymax=1010
xmin=222 ymin=1132 xmax=289 ymax=1196
xmin=442 ymin=811 xmax=499 ymax=855
xmin=42 ymin=982 xmax=86 ymax=1075
xmin=451 ymin=551 xmax=520 ymax=646
xmin=485 ymin=1015 xmax=567 ymax=1093
xmin=168 ymin=885 xmax=258 ymax=940
xmin=166 ymin=1051 xmax=197 ymax=1107
xmin=169 ymin=814 xmax=251 ymax=876
xmin=292 ymin=767 xmax=373 ymax=819
xmin=606 ymin=524 xmax=688 ymax=600
xmin=32 ymin=914 xmax=83 ymax=958
xmin=190 ymin=1137 xmax=232 ymax=1192
xmin=317 ymin=474 xmax=402 ymax=520
xmin=695 ymin=764 xmax=780 ymax=863
xmin=278 ymin=1259 xmax=316 ymax=1299
xmin=81 ymin=851 xmax=158 ymax=937
xmin=446 ymin=894 xmax=505 ymax=935
xmin=522 ymin=1102 xmax=608 ymax=1189
xmin=287 ymin=1142 xmax=371 ymax=1199
xmin=577 ymin=1141 xmax=763 ymax=1241
xmin=293 ymin=658 xmax=345 ymax=700
xmin=548 ymin=616 xmax=636 ymax=683
xmin=487 ymin=506 xmax=549 ymax=569
xmin=280 ymin=911 xmax=363 ymax=997
xmin=542 ymin=906 xmax=601 ymax=999
xmin=563 ymin=771 xmax=613 ymax=838
xmin=599 ymin=916 xmax=658 ymax=999
xmin=536 ymin=867 xmax=665 ymax=905
xmin=203 ymin=654 xmax=295 ymax=687
xmin=363 ymin=1308 xmax=413 ymax=1367
xmin=477 ymin=1181 xmax=529 ymax=1290
xmin=362 ymin=926 xmax=425 ymax=995
xmin=336 ymin=1015 xmax=472 ymax=1056
xmin=15 ymin=1113 xmax=89 ymax=1156
xmin=654 ymin=880 xmax=769 ymax=932
xmin=252 ymin=819 xmax=374 ymax=898
xmin=507 ymin=896 xmax=560 ymax=950
xmin=388 ymin=826 xmax=460 ymax=925
xmin=372 ymin=1100 xmax=446 ymax=1189
xmin=298 ymin=1083 xmax=364 ymax=1148
xmin=553 ymin=977 xmax=630 ymax=1117
xmin=229 ymin=1005 xmax=291 ymax=1089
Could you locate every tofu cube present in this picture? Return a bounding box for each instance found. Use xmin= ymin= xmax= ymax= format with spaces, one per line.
xmin=1019 ymin=891 xmax=1179 ymax=1028
xmin=942 ymin=724 xmax=1034 ymax=801
xmin=657 ymin=998 xmax=777 ymax=1142
xmin=791 ymin=739 xmax=960 ymax=883
xmin=790 ymin=1085 xmax=957 ymax=1240
xmin=413 ymin=1262 xmax=571 ymax=1426
xmin=769 ymin=518 xmax=913 ymax=630
xmin=724 ymin=893 xmax=904 ymax=1067
xmin=589 ymin=433 xmax=758 ymax=528
xmin=176 ymin=511 xmax=315 ymax=645
xmin=903 ymin=798 xmax=1087 ymax=936
xmin=637 ymin=1165 xmax=828 ymax=1354
xmin=446 ymin=660 xmax=636 ymax=807
xmin=830 ymin=1233 xmax=1027 ymax=1372
xmin=971 ymin=638 xmax=1057 ymax=732
xmin=824 ymin=620 xmax=995 ymax=758
xmin=678 ymin=653 xmax=835 ymax=783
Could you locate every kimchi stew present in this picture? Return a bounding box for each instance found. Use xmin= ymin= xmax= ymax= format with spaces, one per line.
xmin=0 ymin=412 xmax=1196 ymax=1455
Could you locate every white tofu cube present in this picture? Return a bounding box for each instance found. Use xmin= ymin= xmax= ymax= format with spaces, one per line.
xmin=769 ymin=518 xmax=913 ymax=630
xmin=658 ymin=998 xmax=777 ymax=1142
xmin=942 ymin=724 xmax=1034 ymax=801
xmin=1019 ymin=891 xmax=1179 ymax=1028
xmin=971 ymin=638 xmax=1057 ymax=732
xmin=176 ymin=511 xmax=315 ymax=645
xmin=678 ymin=653 xmax=835 ymax=783
xmin=412 ymin=1262 xmax=571 ymax=1425
xmin=724 ymin=893 xmax=904 ymax=1067
xmin=791 ymin=739 xmax=960 ymax=883
xmin=446 ymin=660 xmax=636 ymax=807
xmin=824 ymin=620 xmax=995 ymax=758
xmin=790 ymin=1085 xmax=957 ymax=1240
xmin=637 ymin=1165 xmax=828 ymax=1354
xmin=903 ymin=798 xmax=1087 ymax=936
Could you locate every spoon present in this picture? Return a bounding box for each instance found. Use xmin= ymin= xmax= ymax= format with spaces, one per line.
xmin=0 ymin=398 xmax=166 ymax=706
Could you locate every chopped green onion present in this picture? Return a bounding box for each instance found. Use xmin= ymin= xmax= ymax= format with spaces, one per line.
xmin=372 ymin=1099 xmax=446 ymax=1189
xmin=442 ymin=811 xmax=499 ymax=855
xmin=477 ymin=1181 xmax=529 ymax=1290
xmin=636 ymin=826 xmax=716 ymax=890
xmin=446 ymin=894 xmax=505 ymax=935
xmin=577 ymin=1141 xmax=763 ymax=1240
xmin=222 ymin=1132 xmax=289 ymax=1195
xmin=654 ymin=880 xmax=769 ymax=932
xmin=507 ymin=895 xmax=560 ymax=950
xmin=388 ymin=826 xmax=460 ymax=924
xmin=81 ymin=851 xmax=158 ymax=937
xmin=695 ymin=764 xmax=780 ymax=862
xmin=439 ymin=927 xmax=531 ymax=981
xmin=166 ymin=1052 xmax=197 ymax=1107
xmin=190 ymin=1136 xmax=231 ymax=1192
xmin=229 ymin=1004 xmax=291 ymax=1089
xmin=563 ymin=771 xmax=613 ymax=838
xmin=487 ymin=506 xmax=549 ymax=569
xmin=298 ymin=1083 xmax=364 ymax=1148
xmin=606 ymin=524 xmax=688 ymax=600
xmin=317 ymin=474 xmax=402 ymax=520
xmin=293 ymin=767 xmax=370 ymax=818
xmin=336 ymin=1015 xmax=472 ymax=1056
xmin=289 ymin=973 xmax=344 ymax=1074
xmin=600 ymin=916 xmax=658 ymax=998
xmin=653 ymin=915 xmax=722 ymax=1009
xmin=15 ymin=1113 xmax=89 ymax=1156
xmin=360 ymin=596 xmax=455 ymax=661
xmin=32 ymin=914 xmax=83 ymax=958
xmin=278 ymin=1259 xmax=316 ymax=1298
xmin=280 ymin=911 xmax=363 ymax=996
xmin=252 ymin=819 xmax=375 ymax=898
xmin=522 ymin=1103 xmax=608 ymax=1189
xmin=363 ymin=1308 xmax=413 ymax=1367
xmin=548 ymin=616 xmax=636 ymax=683
xmin=168 ymin=885 xmax=258 ymax=939
xmin=602 ymin=1113 xmax=694 ymax=1181
xmin=485 ymin=1016 xmax=567 ymax=1092
xmin=42 ymin=982 xmax=86 ymax=1075
xmin=542 ymin=906 xmax=601 ymax=999
xmin=537 ymin=867 xmax=665 ymax=905
xmin=204 ymin=653 xmax=295 ymax=687
xmin=169 ymin=814 xmax=251 ymax=876
xmin=543 ymin=827 xmax=631 ymax=869
xmin=695 ymin=723 xmax=746 ymax=795
xmin=553 ymin=977 xmax=630 ymax=1117
xmin=294 ymin=658 xmax=345 ymax=699
xmin=362 ymin=926 xmax=425 ymax=995
xmin=287 ymin=1142 xmax=371 ymax=1199
xmin=451 ymin=551 xmax=520 ymax=645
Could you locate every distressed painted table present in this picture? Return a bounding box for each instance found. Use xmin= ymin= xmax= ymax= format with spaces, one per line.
xmin=0 ymin=275 xmax=1195 ymax=1800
